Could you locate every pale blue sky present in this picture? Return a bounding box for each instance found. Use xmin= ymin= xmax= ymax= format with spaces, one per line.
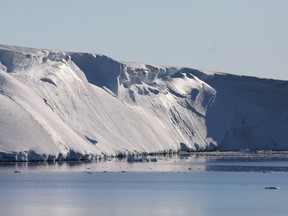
xmin=1 ymin=0 xmax=288 ymax=80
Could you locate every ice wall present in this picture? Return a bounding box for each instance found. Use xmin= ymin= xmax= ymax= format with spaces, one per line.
xmin=1 ymin=44 xmax=288 ymax=161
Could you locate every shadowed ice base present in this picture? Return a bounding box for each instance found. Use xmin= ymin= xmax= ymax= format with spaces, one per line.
xmin=1 ymin=151 xmax=288 ymax=173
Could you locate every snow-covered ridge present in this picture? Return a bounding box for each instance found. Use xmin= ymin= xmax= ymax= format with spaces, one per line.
xmin=1 ymin=44 xmax=288 ymax=161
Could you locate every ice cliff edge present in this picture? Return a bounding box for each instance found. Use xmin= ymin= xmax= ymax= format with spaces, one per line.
xmin=1 ymin=44 xmax=288 ymax=161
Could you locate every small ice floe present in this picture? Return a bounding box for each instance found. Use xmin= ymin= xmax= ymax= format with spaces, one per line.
xmin=150 ymin=158 xmax=157 ymax=162
xmin=262 ymin=170 xmax=273 ymax=173
xmin=264 ymin=186 xmax=280 ymax=190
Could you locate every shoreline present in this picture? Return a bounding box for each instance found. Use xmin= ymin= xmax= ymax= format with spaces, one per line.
xmin=1 ymin=151 xmax=288 ymax=174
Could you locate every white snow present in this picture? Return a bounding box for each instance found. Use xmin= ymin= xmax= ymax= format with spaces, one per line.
xmin=1 ymin=44 xmax=288 ymax=161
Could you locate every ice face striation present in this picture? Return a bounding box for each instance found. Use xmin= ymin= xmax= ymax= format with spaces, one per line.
xmin=1 ymin=44 xmax=288 ymax=161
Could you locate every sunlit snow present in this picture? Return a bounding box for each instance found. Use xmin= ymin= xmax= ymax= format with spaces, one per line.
xmin=1 ymin=44 xmax=288 ymax=161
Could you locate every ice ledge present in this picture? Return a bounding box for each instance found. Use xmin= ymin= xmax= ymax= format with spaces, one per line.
xmin=0 ymin=148 xmax=181 ymax=162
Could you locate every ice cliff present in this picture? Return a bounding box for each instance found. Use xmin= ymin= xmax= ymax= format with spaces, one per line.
xmin=1 ymin=44 xmax=288 ymax=161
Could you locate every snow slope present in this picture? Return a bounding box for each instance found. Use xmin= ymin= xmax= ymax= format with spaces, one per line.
xmin=1 ymin=44 xmax=288 ymax=161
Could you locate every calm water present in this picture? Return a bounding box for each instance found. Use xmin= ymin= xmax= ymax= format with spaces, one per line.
xmin=1 ymin=155 xmax=288 ymax=216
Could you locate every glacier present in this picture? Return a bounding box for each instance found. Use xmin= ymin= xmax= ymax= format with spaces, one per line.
xmin=1 ymin=44 xmax=288 ymax=161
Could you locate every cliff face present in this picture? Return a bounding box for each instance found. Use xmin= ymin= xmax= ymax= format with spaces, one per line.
xmin=1 ymin=44 xmax=288 ymax=161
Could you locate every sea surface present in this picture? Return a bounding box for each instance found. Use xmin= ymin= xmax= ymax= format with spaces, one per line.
xmin=0 ymin=153 xmax=288 ymax=216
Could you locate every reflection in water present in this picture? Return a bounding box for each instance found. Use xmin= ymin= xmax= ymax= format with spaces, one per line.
xmin=0 ymin=170 xmax=288 ymax=216
xmin=1 ymin=152 xmax=288 ymax=173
